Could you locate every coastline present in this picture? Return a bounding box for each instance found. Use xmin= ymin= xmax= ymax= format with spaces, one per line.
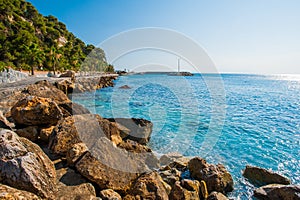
xmin=0 ymin=74 xmax=298 ymax=199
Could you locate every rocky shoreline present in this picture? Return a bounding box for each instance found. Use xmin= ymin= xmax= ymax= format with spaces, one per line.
xmin=0 ymin=75 xmax=299 ymax=200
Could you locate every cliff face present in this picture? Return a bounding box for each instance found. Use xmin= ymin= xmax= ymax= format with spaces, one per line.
xmin=0 ymin=0 xmax=113 ymax=73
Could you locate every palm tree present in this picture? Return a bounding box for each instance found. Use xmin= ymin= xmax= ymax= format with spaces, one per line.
xmin=24 ymin=43 xmax=44 ymax=75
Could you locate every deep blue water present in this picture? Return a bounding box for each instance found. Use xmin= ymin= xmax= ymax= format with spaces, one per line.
xmin=72 ymin=74 xmax=300 ymax=199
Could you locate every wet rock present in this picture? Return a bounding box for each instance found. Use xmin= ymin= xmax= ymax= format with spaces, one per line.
xmin=11 ymin=96 xmax=63 ymax=126
xmin=75 ymin=151 xmax=140 ymax=194
xmin=0 ymin=129 xmax=57 ymax=199
xmin=207 ymin=191 xmax=229 ymax=200
xmin=128 ymin=171 xmax=170 ymax=199
xmin=107 ymin=118 xmax=153 ymax=145
xmin=99 ymin=189 xmax=122 ymax=200
xmin=57 ymin=182 xmax=97 ymax=200
xmin=39 ymin=126 xmax=55 ymax=142
xmin=119 ymin=85 xmax=131 ymax=89
xmin=254 ymin=184 xmax=300 ymax=200
xmin=16 ymin=126 xmax=39 ymax=141
xmin=66 ymin=142 xmax=89 ymax=166
xmin=0 ymin=184 xmax=41 ymax=200
xmin=243 ymin=165 xmax=291 ymax=186
xmin=188 ymin=157 xmax=234 ymax=194
xmin=169 ymin=181 xmax=200 ymax=200
xmin=49 ymin=114 xmax=121 ymax=156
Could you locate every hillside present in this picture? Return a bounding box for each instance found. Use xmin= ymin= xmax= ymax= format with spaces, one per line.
xmin=0 ymin=0 xmax=114 ymax=74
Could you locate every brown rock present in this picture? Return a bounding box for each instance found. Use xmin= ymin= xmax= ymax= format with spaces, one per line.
xmin=66 ymin=142 xmax=89 ymax=166
xmin=39 ymin=126 xmax=55 ymax=142
xmin=75 ymin=151 xmax=140 ymax=194
xmin=49 ymin=114 xmax=121 ymax=156
xmin=0 ymin=129 xmax=57 ymax=199
xmin=254 ymin=184 xmax=300 ymax=200
xmin=11 ymin=96 xmax=63 ymax=126
xmin=107 ymin=118 xmax=153 ymax=145
xmin=169 ymin=181 xmax=200 ymax=200
xmin=243 ymin=165 xmax=291 ymax=186
xmin=118 ymin=139 xmax=152 ymax=153
xmin=59 ymin=102 xmax=91 ymax=117
xmin=207 ymin=191 xmax=229 ymax=200
xmin=119 ymin=85 xmax=131 ymax=89
xmin=56 ymin=167 xmax=89 ymax=186
xmin=128 ymin=171 xmax=170 ymax=200
xmin=16 ymin=126 xmax=39 ymax=141
xmin=160 ymin=152 xmax=190 ymax=171
xmin=188 ymin=157 xmax=234 ymax=194
xmin=59 ymin=70 xmax=75 ymax=79
xmin=57 ymin=182 xmax=97 ymax=200
xmin=24 ymin=80 xmax=70 ymax=104
xmin=0 ymin=111 xmax=13 ymax=130
xmin=0 ymin=184 xmax=41 ymax=200
xmin=99 ymin=189 xmax=122 ymax=200
xmin=159 ymin=168 xmax=181 ymax=187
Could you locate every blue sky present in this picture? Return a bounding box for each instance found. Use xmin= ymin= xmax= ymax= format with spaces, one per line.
xmin=27 ymin=0 xmax=300 ymax=74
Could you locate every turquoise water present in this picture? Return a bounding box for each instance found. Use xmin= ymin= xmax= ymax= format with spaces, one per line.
xmin=72 ymin=74 xmax=300 ymax=199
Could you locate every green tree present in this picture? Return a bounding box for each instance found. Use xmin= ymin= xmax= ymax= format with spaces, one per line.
xmin=23 ymin=43 xmax=44 ymax=75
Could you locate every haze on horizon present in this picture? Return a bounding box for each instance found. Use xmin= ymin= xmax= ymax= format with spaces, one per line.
xmin=27 ymin=0 xmax=300 ymax=74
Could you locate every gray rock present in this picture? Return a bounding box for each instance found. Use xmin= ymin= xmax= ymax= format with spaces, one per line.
xmin=243 ymin=165 xmax=291 ymax=186
xmin=254 ymin=184 xmax=300 ymax=200
xmin=0 ymin=129 xmax=57 ymax=199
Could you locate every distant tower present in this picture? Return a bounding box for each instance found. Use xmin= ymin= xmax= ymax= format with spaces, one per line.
xmin=177 ymin=58 xmax=181 ymax=73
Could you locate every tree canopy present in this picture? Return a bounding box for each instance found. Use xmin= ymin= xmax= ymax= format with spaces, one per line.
xmin=0 ymin=0 xmax=114 ymax=73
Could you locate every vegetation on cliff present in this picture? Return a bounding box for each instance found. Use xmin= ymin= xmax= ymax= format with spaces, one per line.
xmin=0 ymin=0 xmax=114 ymax=73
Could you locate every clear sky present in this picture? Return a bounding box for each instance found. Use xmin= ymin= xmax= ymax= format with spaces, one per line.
xmin=27 ymin=0 xmax=300 ymax=74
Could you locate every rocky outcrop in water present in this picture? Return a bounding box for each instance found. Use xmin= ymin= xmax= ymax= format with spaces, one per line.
xmin=254 ymin=184 xmax=300 ymax=200
xmin=243 ymin=165 xmax=291 ymax=186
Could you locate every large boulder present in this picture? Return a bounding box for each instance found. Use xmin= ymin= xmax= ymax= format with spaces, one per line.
xmin=49 ymin=114 xmax=122 ymax=156
xmin=11 ymin=96 xmax=63 ymax=126
xmin=169 ymin=180 xmax=200 ymax=200
xmin=0 ymin=184 xmax=41 ymax=200
xmin=188 ymin=157 xmax=234 ymax=194
xmin=254 ymin=184 xmax=300 ymax=200
xmin=107 ymin=118 xmax=153 ymax=145
xmin=126 ymin=171 xmax=170 ymax=200
xmin=0 ymin=129 xmax=57 ymax=199
xmin=243 ymin=165 xmax=291 ymax=186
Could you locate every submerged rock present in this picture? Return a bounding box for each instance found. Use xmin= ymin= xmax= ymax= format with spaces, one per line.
xmin=188 ymin=157 xmax=234 ymax=194
xmin=243 ymin=165 xmax=291 ymax=186
xmin=107 ymin=118 xmax=153 ymax=145
xmin=119 ymin=85 xmax=131 ymax=89
xmin=11 ymin=96 xmax=63 ymax=126
xmin=254 ymin=184 xmax=300 ymax=200
xmin=0 ymin=184 xmax=41 ymax=200
xmin=0 ymin=129 xmax=57 ymax=199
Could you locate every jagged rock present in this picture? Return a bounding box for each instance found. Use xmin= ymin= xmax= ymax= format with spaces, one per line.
xmin=56 ymin=167 xmax=89 ymax=186
xmin=254 ymin=184 xmax=300 ymax=200
xmin=119 ymin=85 xmax=131 ymax=89
xmin=127 ymin=171 xmax=170 ymax=199
xmin=66 ymin=142 xmax=88 ymax=166
xmin=24 ymin=80 xmax=70 ymax=104
xmin=188 ymin=157 xmax=234 ymax=194
xmin=0 ymin=184 xmax=41 ymax=200
xmin=59 ymin=102 xmax=91 ymax=117
xmin=0 ymin=111 xmax=13 ymax=130
xmin=49 ymin=114 xmax=121 ymax=156
xmin=169 ymin=180 xmax=200 ymax=200
xmin=11 ymin=96 xmax=63 ymax=126
xmin=0 ymin=129 xmax=57 ymax=199
xmin=55 ymin=79 xmax=75 ymax=94
xmin=39 ymin=126 xmax=55 ymax=142
xmin=159 ymin=168 xmax=181 ymax=186
xmin=118 ymin=139 xmax=152 ymax=153
xmin=160 ymin=152 xmax=190 ymax=171
xmin=107 ymin=118 xmax=153 ymax=145
xmin=207 ymin=191 xmax=229 ymax=200
xmin=243 ymin=165 xmax=291 ymax=186
xmin=99 ymin=189 xmax=122 ymax=200
xmin=75 ymin=151 xmax=140 ymax=194
xmin=56 ymin=182 xmax=97 ymax=200
xmin=16 ymin=126 xmax=39 ymax=141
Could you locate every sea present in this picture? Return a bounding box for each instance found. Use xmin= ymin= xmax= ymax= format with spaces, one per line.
xmin=72 ymin=73 xmax=300 ymax=199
